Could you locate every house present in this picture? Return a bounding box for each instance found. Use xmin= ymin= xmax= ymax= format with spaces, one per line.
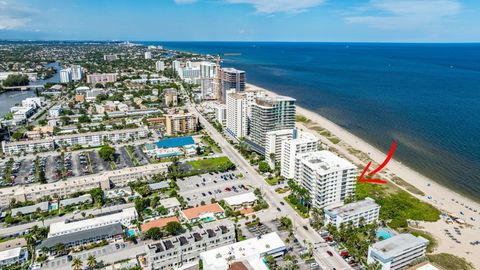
xmin=181 ymin=203 xmax=225 ymax=222
xmin=141 ymin=216 xmax=180 ymax=232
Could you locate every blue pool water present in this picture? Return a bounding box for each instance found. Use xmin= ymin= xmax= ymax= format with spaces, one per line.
xmin=202 ymin=216 xmax=216 ymax=222
xmin=126 ymin=229 xmax=136 ymax=237
xmin=156 ymin=136 xmax=195 ymax=148
xmin=376 ymin=228 xmax=395 ymax=240
xmin=49 ymin=202 xmax=58 ymax=211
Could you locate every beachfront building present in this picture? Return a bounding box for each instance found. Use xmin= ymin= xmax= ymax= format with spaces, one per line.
xmin=200 ymin=232 xmax=286 ymax=270
xmin=225 ymin=90 xmax=249 ymax=140
xmin=0 ymin=247 xmax=29 ymax=267
xmin=165 ymin=113 xmax=198 ymax=135
xmin=200 ymin=61 xmax=217 ymax=78
xmin=265 ymin=129 xmax=294 ymax=169
xmin=294 ymin=150 xmax=357 ymax=208
xmin=367 ymin=234 xmax=429 ymax=270
xmin=48 ymin=207 xmax=137 ymax=237
xmin=324 ymin=197 xmax=380 ymax=228
xmin=249 ymin=95 xmax=296 ymax=154
xmin=86 ymin=73 xmax=117 ymax=84
xmin=280 ymin=130 xmax=319 ymax=179
xmin=221 ymin=68 xmax=245 ymax=103
xmin=180 ymin=203 xmax=225 ymax=223
xmin=144 ymin=220 xmax=235 ymax=270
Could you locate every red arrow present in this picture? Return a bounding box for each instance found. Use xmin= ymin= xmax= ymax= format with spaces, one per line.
xmin=358 ymin=141 xmax=397 ymax=184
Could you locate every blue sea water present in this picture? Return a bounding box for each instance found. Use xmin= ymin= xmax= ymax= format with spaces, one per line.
xmin=146 ymin=42 xmax=480 ymax=201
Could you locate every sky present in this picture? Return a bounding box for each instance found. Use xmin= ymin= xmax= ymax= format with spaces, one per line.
xmin=0 ymin=0 xmax=479 ymax=42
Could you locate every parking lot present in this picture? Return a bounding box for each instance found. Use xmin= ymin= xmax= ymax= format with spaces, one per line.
xmin=177 ymin=171 xmax=250 ymax=206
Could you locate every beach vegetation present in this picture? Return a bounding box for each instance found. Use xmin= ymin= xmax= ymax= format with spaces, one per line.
xmin=295 ymin=115 xmax=311 ymax=124
xmin=357 ymin=182 xmax=440 ymax=229
xmin=407 ymin=229 xmax=437 ymax=253
xmin=427 ymin=253 xmax=474 ymax=270
xmin=391 ymin=176 xmax=425 ymax=196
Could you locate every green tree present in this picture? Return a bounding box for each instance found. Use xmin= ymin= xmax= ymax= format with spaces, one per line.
xmin=87 ymin=255 xmax=97 ymax=269
xmin=71 ymin=257 xmax=83 ymax=270
xmin=98 ymin=144 xmax=116 ymax=161
xmin=2 ymin=74 xmax=29 ymax=87
xmin=258 ymin=161 xmax=271 ymax=173
xmin=165 ymin=221 xmax=183 ymax=236
xmin=146 ymin=227 xmax=164 ymax=240
xmin=78 ymin=114 xmax=91 ymax=123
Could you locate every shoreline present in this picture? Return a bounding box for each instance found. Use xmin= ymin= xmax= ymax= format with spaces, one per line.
xmin=247 ymin=82 xmax=480 ymax=221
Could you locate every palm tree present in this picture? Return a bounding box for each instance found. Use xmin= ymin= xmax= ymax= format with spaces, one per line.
xmin=87 ymin=255 xmax=97 ymax=269
xmin=72 ymin=257 xmax=83 ymax=270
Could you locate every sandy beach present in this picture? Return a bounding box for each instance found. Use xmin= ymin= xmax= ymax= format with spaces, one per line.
xmin=247 ymin=83 xmax=480 ymax=268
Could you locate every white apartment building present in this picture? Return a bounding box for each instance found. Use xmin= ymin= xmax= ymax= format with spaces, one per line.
xmin=265 ymin=129 xmax=294 ymax=168
xmin=145 ymin=51 xmax=152 ymax=59
xmin=21 ymin=97 xmax=42 ymax=109
xmin=48 ymin=207 xmax=137 ymax=237
xmin=145 ymin=220 xmax=235 ymax=270
xmin=71 ymin=65 xmax=84 ymax=81
xmin=181 ymin=67 xmax=201 ymax=83
xmin=156 ymin=60 xmax=165 ymax=71
xmin=0 ymin=247 xmax=29 ymax=267
xmin=367 ymin=234 xmax=429 ymax=270
xmin=225 ymin=90 xmax=248 ymax=140
xmin=60 ymin=68 xmax=72 ymax=83
xmin=214 ymin=103 xmax=227 ymax=126
xmin=200 ymin=61 xmax=216 ymax=78
xmin=280 ymin=130 xmax=319 ymax=179
xmin=1 ymin=138 xmax=55 ymax=155
xmin=324 ymin=197 xmax=380 ymax=228
xmin=172 ymin=60 xmax=182 ymax=74
xmin=294 ymin=150 xmax=357 ymax=208
xmin=200 ymin=232 xmax=286 ymax=270
xmin=0 ymin=163 xmax=170 ymax=207
xmin=87 ymin=73 xmax=117 ymax=84
xmin=48 ymin=105 xmax=63 ymax=118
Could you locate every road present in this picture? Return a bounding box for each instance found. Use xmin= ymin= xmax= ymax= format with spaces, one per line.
xmin=0 ymin=203 xmax=134 ymax=237
xmin=189 ymin=103 xmax=352 ymax=270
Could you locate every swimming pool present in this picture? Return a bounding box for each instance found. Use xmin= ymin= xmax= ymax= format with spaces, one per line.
xmin=202 ymin=216 xmax=216 ymax=222
xmin=49 ymin=202 xmax=58 ymax=211
xmin=376 ymin=228 xmax=395 ymax=240
xmin=126 ymin=229 xmax=136 ymax=237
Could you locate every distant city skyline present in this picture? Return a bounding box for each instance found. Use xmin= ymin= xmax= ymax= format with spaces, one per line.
xmin=0 ymin=0 xmax=479 ymax=42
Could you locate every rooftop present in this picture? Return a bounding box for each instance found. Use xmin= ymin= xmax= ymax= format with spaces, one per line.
xmin=298 ymin=150 xmax=356 ymax=174
xmin=224 ymin=192 xmax=258 ymax=206
xmin=325 ymin=197 xmax=380 ymax=218
xmin=181 ymin=203 xmax=224 ymax=220
xmin=159 ymin=197 xmax=181 ymax=209
xmin=371 ymin=233 xmax=429 ymax=259
xmin=200 ymin=232 xmax=286 ymax=270
xmin=0 ymin=247 xmax=23 ymax=261
xmin=141 ymin=216 xmax=179 ymax=231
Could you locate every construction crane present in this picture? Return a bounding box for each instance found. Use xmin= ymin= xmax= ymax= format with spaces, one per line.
xmin=213 ymin=53 xmax=241 ymax=101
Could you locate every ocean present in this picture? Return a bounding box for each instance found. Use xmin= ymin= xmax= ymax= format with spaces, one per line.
xmin=146 ymin=42 xmax=480 ymax=201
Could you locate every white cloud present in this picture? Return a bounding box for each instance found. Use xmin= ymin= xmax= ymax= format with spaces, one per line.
xmin=0 ymin=0 xmax=32 ymax=30
xmin=225 ymin=0 xmax=326 ymax=14
xmin=345 ymin=0 xmax=461 ymax=29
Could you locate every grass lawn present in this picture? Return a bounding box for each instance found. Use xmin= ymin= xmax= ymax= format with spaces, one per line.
xmin=265 ymin=176 xmax=281 ymax=185
xmin=357 ymin=182 xmax=440 ymax=229
xmin=186 ymin=156 xmax=233 ymax=171
xmin=427 ymin=253 xmax=475 ymax=270
xmin=284 ymin=196 xmax=309 ymax=218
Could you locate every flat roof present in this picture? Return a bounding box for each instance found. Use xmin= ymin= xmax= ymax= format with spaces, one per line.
xmin=200 ymin=232 xmax=285 ymax=270
xmin=224 ymin=192 xmax=257 ymax=206
xmin=298 ymin=150 xmax=356 ymax=174
xmin=326 ymin=197 xmax=379 ymax=218
xmin=148 ymin=181 xmax=170 ymax=190
xmin=181 ymin=203 xmax=224 ymax=220
xmin=11 ymin=201 xmax=49 ymax=216
xmin=159 ymin=197 xmax=181 ymax=209
xmin=59 ymin=194 xmax=92 ymax=207
xmin=0 ymin=238 xmax=26 ymax=252
xmin=141 ymin=216 xmax=179 ymax=231
xmin=0 ymin=247 xmax=23 ymax=261
xmin=371 ymin=233 xmax=429 ymax=259
xmin=49 ymin=207 xmax=136 ymax=236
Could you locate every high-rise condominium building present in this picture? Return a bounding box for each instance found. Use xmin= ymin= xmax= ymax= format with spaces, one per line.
xmin=71 ymin=65 xmax=83 ymax=81
xmin=265 ymin=129 xmax=294 ymax=168
xmin=249 ymin=95 xmax=295 ymax=154
xmin=60 ymin=69 xmax=71 ymax=83
xmin=225 ymin=90 xmax=249 ymax=139
xmin=280 ymin=130 xmax=319 ymax=179
xmin=294 ymin=150 xmax=356 ymax=208
xmin=145 ymin=51 xmax=152 ymax=59
xmin=200 ymin=61 xmax=217 ymax=78
xmin=221 ymin=68 xmax=245 ymax=103
xmin=156 ymin=61 xmax=165 ymax=72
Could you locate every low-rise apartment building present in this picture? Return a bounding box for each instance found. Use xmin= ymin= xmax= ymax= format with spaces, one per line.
xmin=165 ymin=113 xmax=198 ymax=135
xmin=324 ymin=197 xmax=380 ymax=228
xmin=367 ymin=233 xmax=429 ymax=270
xmin=145 ymin=220 xmax=235 ymax=270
